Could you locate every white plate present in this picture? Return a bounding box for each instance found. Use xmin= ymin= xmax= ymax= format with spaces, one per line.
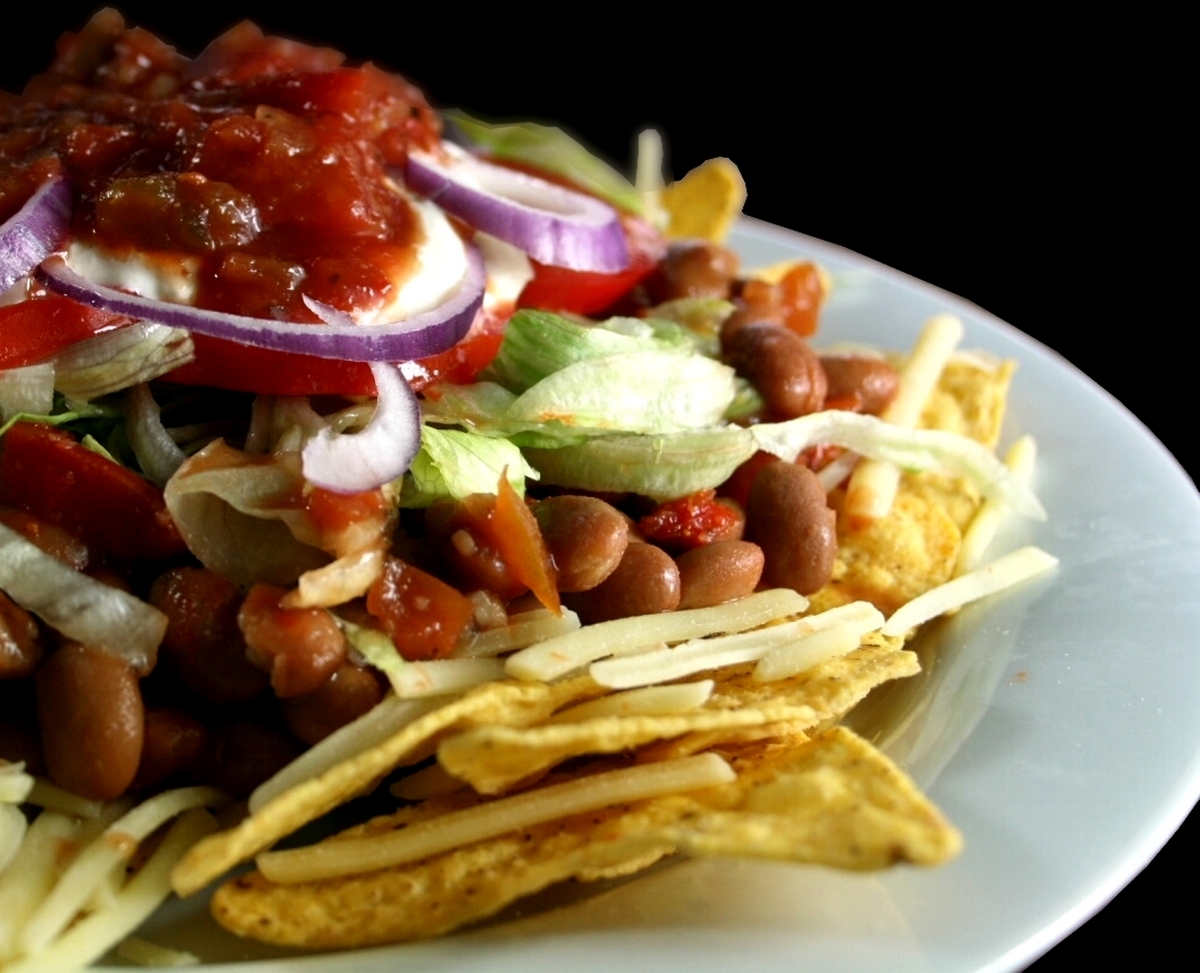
xmin=112 ymin=218 xmax=1200 ymax=972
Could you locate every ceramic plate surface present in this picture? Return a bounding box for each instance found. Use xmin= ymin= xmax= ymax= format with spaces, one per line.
xmin=111 ymin=217 xmax=1200 ymax=973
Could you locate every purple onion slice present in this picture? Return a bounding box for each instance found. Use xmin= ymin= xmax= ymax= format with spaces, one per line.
xmin=0 ymin=172 xmax=72 ymax=293
xmin=37 ymin=243 xmax=486 ymax=363
xmin=405 ymin=146 xmax=629 ymax=273
xmin=301 ymin=361 xmax=422 ymax=493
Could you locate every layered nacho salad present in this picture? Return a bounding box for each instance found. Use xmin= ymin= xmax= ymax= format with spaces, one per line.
xmin=0 ymin=11 xmax=1054 ymax=970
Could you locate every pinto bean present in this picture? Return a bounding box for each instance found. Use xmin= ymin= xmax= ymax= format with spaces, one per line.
xmin=282 ymin=662 xmax=386 ymax=746
xmin=676 ymin=540 xmax=765 ymax=610
xmin=149 ymin=567 xmax=270 ymax=706
xmin=532 ymin=495 xmax=629 ymax=592
xmin=197 ymin=718 xmax=301 ymax=798
xmin=820 ymin=355 xmax=900 ymax=415
xmin=645 ymin=240 xmax=740 ymax=302
xmin=723 ymin=263 xmax=823 ymax=339
xmin=132 ymin=707 xmax=208 ymax=791
xmin=35 ymin=643 xmax=144 ymax=801
xmin=723 ymin=322 xmax=827 ymax=418
xmin=744 ymin=462 xmax=837 ymax=595
xmin=239 ymin=583 xmax=347 ymax=698
xmin=0 ymin=591 xmax=43 ymax=679
xmin=566 ymin=541 xmax=681 ymax=624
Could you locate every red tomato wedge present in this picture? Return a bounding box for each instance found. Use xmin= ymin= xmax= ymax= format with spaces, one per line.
xmin=518 ymin=214 xmax=666 ymax=315
xmin=0 ymin=296 xmax=131 ymax=369
xmin=162 ymin=306 xmax=512 ymax=396
xmin=0 ymin=421 xmax=186 ymax=562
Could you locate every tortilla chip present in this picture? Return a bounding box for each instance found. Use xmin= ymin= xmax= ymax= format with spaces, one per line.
xmin=660 ymin=158 xmax=746 ymax=242
xmin=921 ymin=356 xmax=1016 ymax=449
xmin=437 ymin=701 xmax=819 ymax=796
xmin=171 ymin=676 xmax=599 ymax=896
xmin=637 ymin=638 xmax=916 ymax=762
xmin=810 ymin=486 xmax=963 ymax=617
xmin=210 ymin=726 xmax=958 ymax=949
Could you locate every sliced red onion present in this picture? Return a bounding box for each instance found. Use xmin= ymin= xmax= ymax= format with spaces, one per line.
xmin=0 ymin=173 xmax=72 ymax=293
xmin=37 ymin=243 xmax=485 ymax=363
xmin=405 ymin=146 xmax=629 ymax=273
xmin=301 ymin=361 xmax=421 ymax=493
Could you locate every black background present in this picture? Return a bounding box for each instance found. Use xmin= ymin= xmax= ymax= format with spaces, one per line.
xmin=4 ymin=5 xmax=1190 ymax=968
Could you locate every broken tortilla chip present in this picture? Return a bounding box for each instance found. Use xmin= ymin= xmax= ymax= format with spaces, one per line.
xmin=660 ymin=157 xmax=746 ymax=242
xmin=171 ymin=676 xmax=599 ymax=896
xmin=210 ymin=726 xmax=959 ymax=950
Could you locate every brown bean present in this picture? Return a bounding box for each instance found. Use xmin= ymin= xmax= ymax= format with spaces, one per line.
xmin=132 ymin=707 xmax=208 ymax=791
xmin=149 ymin=567 xmax=270 ymax=705
xmin=0 ymin=591 xmax=43 ymax=679
xmin=723 ymin=322 xmax=827 ymax=418
xmin=744 ymin=462 xmax=837 ymax=595
xmin=565 ymin=541 xmax=681 ymax=624
xmin=282 ymin=662 xmax=386 ymax=746
xmin=239 ymin=583 xmax=347 ymax=698
xmin=820 ymin=355 xmax=900 ymax=415
xmin=533 ymin=495 xmax=629 ymax=592
xmin=35 ymin=643 xmax=144 ymax=800
xmin=196 ymin=718 xmax=301 ymax=798
xmin=645 ymin=240 xmax=740 ymax=302
xmin=676 ymin=540 xmax=765 ymax=609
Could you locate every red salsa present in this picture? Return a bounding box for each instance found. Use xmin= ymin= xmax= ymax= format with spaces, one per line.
xmin=0 ymin=10 xmax=441 ymax=321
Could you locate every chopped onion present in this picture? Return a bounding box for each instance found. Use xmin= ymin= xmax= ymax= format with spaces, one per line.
xmin=0 ymin=173 xmax=71 ymax=294
xmin=405 ymin=145 xmax=629 ymax=272
xmin=0 ymin=522 xmax=167 ymax=674
xmin=301 ymin=361 xmax=421 ymax=493
xmin=37 ymin=243 xmax=486 ymax=363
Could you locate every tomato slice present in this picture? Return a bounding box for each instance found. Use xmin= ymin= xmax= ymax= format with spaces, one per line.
xmin=0 ymin=296 xmax=130 ymax=369
xmin=518 ymin=213 xmax=666 ymax=315
xmin=164 ymin=305 xmax=514 ymax=396
xmin=0 ymin=420 xmax=186 ymax=562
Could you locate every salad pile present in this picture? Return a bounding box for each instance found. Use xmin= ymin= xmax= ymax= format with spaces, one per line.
xmin=0 ymin=11 xmax=1051 ymax=970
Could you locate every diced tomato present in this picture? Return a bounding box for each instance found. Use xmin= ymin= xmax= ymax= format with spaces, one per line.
xmin=518 ymin=214 xmax=667 ymax=316
xmin=0 ymin=421 xmax=186 ymax=562
xmin=0 ymin=296 xmax=131 ymax=370
xmin=638 ymin=489 xmax=744 ymax=551
xmin=303 ymin=487 xmax=388 ymax=538
xmin=492 ymin=475 xmax=560 ymax=614
xmin=366 ymin=557 xmax=475 ymax=661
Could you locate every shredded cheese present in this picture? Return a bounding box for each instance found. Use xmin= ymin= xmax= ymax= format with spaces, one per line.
xmin=882 ymin=546 xmax=1058 ymax=637
xmin=258 ymin=753 xmax=735 ymax=884
xmin=844 ymin=313 xmax=964 ymax=522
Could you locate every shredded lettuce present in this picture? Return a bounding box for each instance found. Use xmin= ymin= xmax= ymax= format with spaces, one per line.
xmin=524 ymin=427 xmax=757 ymax=500
xmin=445 ymin=110 xmax=641 ymax=214
xmin=399 ymin=427 xmax=538 ymax=508
xmin=749 ymin=410 xmax=1047 ymax=519
xmin=483 ymin=310 xmax=692 ymax=393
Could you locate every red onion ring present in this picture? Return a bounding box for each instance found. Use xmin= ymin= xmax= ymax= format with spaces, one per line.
xmin=301 ymin=361 xmax=422 ymax=493
xmin=404 ymin=147 xmax=629 ymax=273
xmin=0 ymin=173 xmax=72 ymax=293
xmin=37 ymin=243 xmax=486 ymax=363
